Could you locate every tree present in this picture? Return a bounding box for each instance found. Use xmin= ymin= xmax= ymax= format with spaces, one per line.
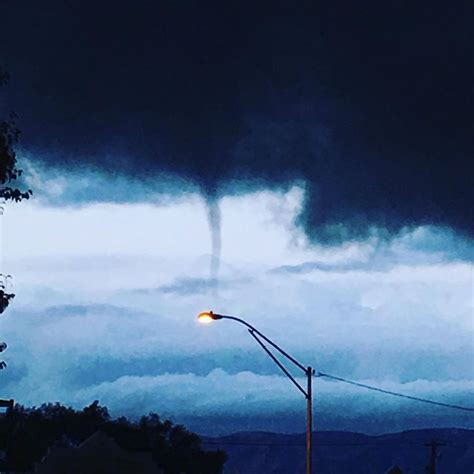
xmin=0 ymin=402 xmax=227 ymax=473
xmin=0 ymin=68 xmax=32 ymax=369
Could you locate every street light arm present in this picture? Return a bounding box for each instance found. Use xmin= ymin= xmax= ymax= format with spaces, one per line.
xmin=248 ymin=329 xmax=308 ymax=398
xmin=199 ymin=310 xmax=314 ymax=474
xmin=216 ymin=314 xmax=308 ymax=374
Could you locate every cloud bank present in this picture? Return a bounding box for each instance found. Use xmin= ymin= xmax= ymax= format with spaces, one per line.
xmin=0 ymin=184 xmax=472 ymax=434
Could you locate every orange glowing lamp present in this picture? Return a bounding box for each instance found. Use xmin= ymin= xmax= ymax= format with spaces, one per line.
xmin=197 ymin=311 xmax=223 ymax=323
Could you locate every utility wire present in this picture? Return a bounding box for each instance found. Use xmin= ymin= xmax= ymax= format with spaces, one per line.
xmin=202 ymin=440 xmax=473 ymax=448
xmin=317 ymin=372 xmax=474 ymax=412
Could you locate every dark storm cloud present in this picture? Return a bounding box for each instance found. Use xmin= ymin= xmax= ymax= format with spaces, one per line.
xmin=135 ymin=278 xmax=220 ymax=295
xmin=135 ymin=276 xmax=248 ymax=296
xmin=1 ymin=1 xmax=473 ymax=240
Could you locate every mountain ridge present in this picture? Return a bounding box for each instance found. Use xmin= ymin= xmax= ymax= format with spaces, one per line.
xmin=202 ymin=427 xmax=474 ymax=473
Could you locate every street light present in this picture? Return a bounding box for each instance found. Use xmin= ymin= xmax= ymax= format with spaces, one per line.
xmin=198 ymin=311 xmax=315 ymax=474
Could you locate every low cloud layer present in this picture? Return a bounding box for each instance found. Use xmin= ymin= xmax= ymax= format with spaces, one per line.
xmin=1 ymin=186 xmax=472 ymax=435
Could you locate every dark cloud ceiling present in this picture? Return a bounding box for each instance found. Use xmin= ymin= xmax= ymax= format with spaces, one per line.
xmin=1 ymin=0 xmax=473 ymax=241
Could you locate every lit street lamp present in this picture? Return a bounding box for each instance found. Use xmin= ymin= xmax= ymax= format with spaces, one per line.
xmin=198 ymin=311 xmax=315 ymax=474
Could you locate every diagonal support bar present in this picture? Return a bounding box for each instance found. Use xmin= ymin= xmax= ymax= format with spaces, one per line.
xmin=218 ymin=314 xmax=307 ymax=373
xmin=251 ymin=329 xmax=307 ymax=373
xmin=248 ymin=329 xmax=308 ymax=399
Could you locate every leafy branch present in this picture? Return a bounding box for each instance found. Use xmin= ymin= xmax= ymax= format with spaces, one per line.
xmin=0 ymin=67 xmax=32 ymax=370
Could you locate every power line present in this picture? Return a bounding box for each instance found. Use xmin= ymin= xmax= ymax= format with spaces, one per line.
xmin=317 ymin=372 xmax=474 ymax=412
xmin=203 ymin=441 xmax=414 ymax=447
xmin=201 ymin=440 xmax=473 ymax=448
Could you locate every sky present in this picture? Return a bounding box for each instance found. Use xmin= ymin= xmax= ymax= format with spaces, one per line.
xmin=0 ymin=1 xmax=473 ymax=435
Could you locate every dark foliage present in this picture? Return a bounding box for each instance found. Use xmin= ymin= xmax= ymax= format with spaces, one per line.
xmin=0 ymin=277 xmax=14 ymax=315
xmin=0 ymin=69 xmax=32 ymax=205
xmin=0 ymin=401 xmax=227 ymax=473
xmin=0 ymin=68 xmax=33 ymax=368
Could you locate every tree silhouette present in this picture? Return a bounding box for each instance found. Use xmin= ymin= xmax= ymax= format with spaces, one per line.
xmin=0 ymin=68 xmax=32 ymax=369
xmin=0 ymin=402 xmax=227 ymax=473
xmin=386 ymin=466 xmax=403 ymax=474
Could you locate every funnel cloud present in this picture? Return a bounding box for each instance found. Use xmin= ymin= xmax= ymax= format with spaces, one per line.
xmin=205 ymin=196 xmax=222 ymax=286
xmin=0 ymin=1 xmax=473 ymax=242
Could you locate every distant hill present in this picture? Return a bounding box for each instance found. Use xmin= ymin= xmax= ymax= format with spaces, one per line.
xmin=203 ymin=428 xmax=474 ymax=473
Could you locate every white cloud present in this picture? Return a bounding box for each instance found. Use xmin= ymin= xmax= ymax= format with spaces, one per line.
xmin=0 ymin=181 xmax=473 ymax=433
xmin=6 ymin=365 xmax=472 ymax=434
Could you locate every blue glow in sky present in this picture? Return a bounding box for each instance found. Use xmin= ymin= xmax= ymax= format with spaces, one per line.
xmin=1 ymin=165 xmax=472 ymax=435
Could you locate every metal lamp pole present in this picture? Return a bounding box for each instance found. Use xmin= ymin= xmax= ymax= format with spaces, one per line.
xmin=306 ymin=366 xmax=312 ymax=474
xmin=198 ymin=311 xmax=314 ymax=474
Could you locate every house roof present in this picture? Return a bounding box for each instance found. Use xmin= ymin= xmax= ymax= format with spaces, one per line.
xmin=37 ymin=430 xmax=163 ymax=474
